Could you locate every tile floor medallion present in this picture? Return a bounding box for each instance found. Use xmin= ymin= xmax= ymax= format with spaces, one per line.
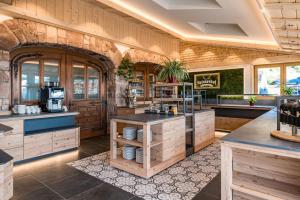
xmin=68 ymin=142 xmax=220 ymax=200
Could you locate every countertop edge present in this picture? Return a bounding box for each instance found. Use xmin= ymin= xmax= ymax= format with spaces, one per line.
xmin=0 ymin=111 xmax=80 ymax=121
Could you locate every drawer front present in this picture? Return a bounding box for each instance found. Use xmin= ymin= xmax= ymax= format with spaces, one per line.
xmin=24 ymin=133 xmax=53 ymax=159
xmin=0 ymin=120 xmax=23 ymax=134
xmin=0 ymin=133 xmax=23 ymax=149
xmin=3 ymin=147 xmax=23 ymax=162
xmin=53 ymin=129 xmax=77 ymax=152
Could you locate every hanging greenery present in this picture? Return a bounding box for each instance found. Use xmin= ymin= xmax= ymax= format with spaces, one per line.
xmin=116 ymin=58 xmax=134 ymax=81
xmin=157 ymin=60 xmax=189 ymax=83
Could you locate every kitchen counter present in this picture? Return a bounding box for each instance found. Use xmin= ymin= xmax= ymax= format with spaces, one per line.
xmin=0 ymin=149 xmax=13 ymax=165
xmin=0 ymin=123 xmax=13 ymax=133
xmin=112 ymin=113 xmax=184 ymax=124
xmin=222 ymin=110 xmax=300 ymax=152
xmin=221 ymin=110 xmax=300 ymax=200
xmin=0 ymin=111 xmax=79 ymax=122
xmin=110 ymin=113 xmax=186 ymax=178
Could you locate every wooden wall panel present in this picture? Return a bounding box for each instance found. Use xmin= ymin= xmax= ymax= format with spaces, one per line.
xmin=9 ymin=0 xmax=179 ymax=58
xmin=180 ymin=42 xmax=300 ymax=69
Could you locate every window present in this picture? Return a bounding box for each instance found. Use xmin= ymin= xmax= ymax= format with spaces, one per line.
xmin=88 ymin=67 xmax=100 ymax=99
xmin=21 ymin=61 xmax=40 ymax=101
xmin=285 ymin=64 xmax=300 ymax=95
xmin=44 ymin=60 xmax=60 ymax=83
xmin=72 ymin=64 xmax=100 ymax=100
xmin=21 ymin=59 xmax=60 ymax=102
xmin=255 ymin=63 xmax=300 ymax=95
xmin=256 ymin=66 xmax=281 ymax=95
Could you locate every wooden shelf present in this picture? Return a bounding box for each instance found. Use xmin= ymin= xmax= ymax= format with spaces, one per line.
xmin=110 ymin=155 xmax=162 ymax=170
xmin=115 ymin=138 xmax=162 ymax=147
xmin=153 ymin=83 xmax=193 ymax=87
xmin=153 ymin=98 xmax=193 ymax=102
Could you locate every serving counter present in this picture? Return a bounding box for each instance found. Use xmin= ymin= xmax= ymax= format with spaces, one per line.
xmin=110 ymin=113 xmax=186 ymax=178
xmin=110 ymin=110 xmax=215 ymax=178
xmin=221 ymin=110 xmax=300 ymax=200
xmin=0 ymin=112 xmax=80 ymax=162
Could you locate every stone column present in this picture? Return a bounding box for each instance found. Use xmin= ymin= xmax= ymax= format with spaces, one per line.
xmin=0 ymin=50 xmax=10 ymax=112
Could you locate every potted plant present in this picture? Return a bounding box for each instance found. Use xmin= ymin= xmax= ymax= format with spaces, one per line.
xmin=157 ymin=60 xmax=189 ymax=83
xmin=283 ymin=87 xmax=295 ymax=96
xmin=248 ymin=96 xmax=257 ymax=106
xmin=116 ymin=58 xmax=134 ymax=81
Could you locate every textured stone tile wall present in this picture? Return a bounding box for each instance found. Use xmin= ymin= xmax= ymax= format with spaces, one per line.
xmin=0 ymin=50 xmax=10 ymax=111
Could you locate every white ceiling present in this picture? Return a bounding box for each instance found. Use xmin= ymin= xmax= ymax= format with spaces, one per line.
xmin=98 ymin=0 xmax=278 ymax=47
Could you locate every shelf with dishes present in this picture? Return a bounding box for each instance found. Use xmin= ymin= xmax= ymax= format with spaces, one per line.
xmin=110 ymin=116 xmax=186 ymax=178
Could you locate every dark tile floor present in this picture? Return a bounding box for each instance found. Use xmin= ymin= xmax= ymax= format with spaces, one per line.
xmin=13 ymin=135 xmax=221 ymax=200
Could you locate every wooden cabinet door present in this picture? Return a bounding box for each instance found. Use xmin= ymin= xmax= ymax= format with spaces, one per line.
xmin=67 ymin=57 xmax=107 ymax=139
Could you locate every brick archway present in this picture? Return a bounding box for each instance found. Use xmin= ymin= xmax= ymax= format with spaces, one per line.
xmin=123 ymin=48 xmax=168 ymax=64
xmin=0 ymin=19 xmax=122 ymax=66
xmin=0 ymin=19 xmax=125 ymax=130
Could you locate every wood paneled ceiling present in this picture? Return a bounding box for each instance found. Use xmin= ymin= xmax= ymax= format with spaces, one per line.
xmin=97 ymin=0 xmax=282 ymax=50
xmin=262 ymin=0 xmax=300 ymax=52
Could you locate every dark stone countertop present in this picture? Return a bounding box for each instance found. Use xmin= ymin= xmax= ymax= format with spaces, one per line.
xmin=0 ymin=123 xmax=13 ymax=133
xmin=112 ymin=113 xmax=184 ymax=123
xmin=0 ymin=149 xmax=13 ymax=165
xmin=212 ymin=104 xmax=274 ymax=111
xmin=0 ymin=111 xmax=79 ymax=122
xmin=222 ymin=110 xmax=300 ymax=152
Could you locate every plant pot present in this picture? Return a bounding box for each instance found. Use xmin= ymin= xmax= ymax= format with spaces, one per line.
xmin=249 ymin=102 xmax=255 ymax=106
xmin=168 ymin=76 xmax=178 ymax=83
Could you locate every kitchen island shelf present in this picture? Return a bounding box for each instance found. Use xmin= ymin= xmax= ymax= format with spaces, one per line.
xmin=114 ymin=137 xmax=162 ymax=148
xmin=110 ymin=114 xmax=186 ymax=178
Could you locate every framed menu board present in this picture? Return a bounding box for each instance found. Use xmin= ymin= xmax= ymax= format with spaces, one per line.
xmin=194 ymin=73 xmax=220 ymax=89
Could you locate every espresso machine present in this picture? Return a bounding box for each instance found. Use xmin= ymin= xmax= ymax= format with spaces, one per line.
xmin=40 ymin=83 xmax=65 ymax=113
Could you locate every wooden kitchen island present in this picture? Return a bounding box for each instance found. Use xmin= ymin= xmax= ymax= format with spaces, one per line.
xmin=110 ymin=114 xmax=186 ymax=178
xmin=221 ymin=110 xmax=300 ymax=200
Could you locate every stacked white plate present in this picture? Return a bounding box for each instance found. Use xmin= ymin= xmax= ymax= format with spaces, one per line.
xmin=123 ymin=145 xmax=136 ymax=160
xmin=137 ymin=129 xmax=153 ymax=143
xmin=136 ymin=148 xmax=143 ymax=164
xmin=123 ymin=127 xmax=137 ymax=140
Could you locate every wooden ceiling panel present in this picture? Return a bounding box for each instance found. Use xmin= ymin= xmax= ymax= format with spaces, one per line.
xmin=263 ymin=0 xmax=300 ymax=52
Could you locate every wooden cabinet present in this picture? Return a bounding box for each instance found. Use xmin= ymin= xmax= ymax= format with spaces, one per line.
xmin=194 ymin=110 xmax=215 ymax=152
xmin=130 ymin=63 xmax=158 ymax=100
xmin=24 ymin=133 xmax=53 ymax=159
xmin=53 ymin=128 xmax=77 ymax=152
xmin=24 ymin=128 xmax=80 ymax=159
xmin=0 ymin=120 xmax=24 ymax=162
xmin=0 ymin=159 xmax=13 ymax=200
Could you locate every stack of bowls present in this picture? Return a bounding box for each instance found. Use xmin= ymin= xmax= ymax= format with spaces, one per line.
xmin=137 ymin=129 xmax=153 ymax=143
xmin=123 ymin=127 xmax=137 ymax=140
xmin=123 ymin=145 xmax=136 ymax=160
xmin=136 ymin=148 xmax=143 ymax=164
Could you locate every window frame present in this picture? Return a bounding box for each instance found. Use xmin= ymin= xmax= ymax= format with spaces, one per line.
xmin=20 ymin=58 xmax=61 ymax=104
xmin=71 ymin=62 xmax=101 ymax=101
xmin=254 ymin=62 xmax=300 ymax=95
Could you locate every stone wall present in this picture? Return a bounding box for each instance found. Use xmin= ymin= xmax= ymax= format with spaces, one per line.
xmin=0 ymin=50 xmax=10 ymax=112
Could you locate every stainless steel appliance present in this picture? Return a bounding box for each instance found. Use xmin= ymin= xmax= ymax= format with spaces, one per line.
xmin=40 ymin=85 xmax=65 ymax=113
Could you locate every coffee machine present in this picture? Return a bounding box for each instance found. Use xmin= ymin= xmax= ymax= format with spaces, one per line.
xmin=40 ymin=83 xmax=65 ymax=113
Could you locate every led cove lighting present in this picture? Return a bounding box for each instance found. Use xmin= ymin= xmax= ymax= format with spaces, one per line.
xmin=0 ymin=14 xmax=12 ymax=22
xmin=106 ymin=0 xmax=278 ymax=46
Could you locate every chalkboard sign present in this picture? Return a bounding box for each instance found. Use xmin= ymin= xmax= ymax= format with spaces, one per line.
xmin=194 ymin=73 xmax=220 ymax=89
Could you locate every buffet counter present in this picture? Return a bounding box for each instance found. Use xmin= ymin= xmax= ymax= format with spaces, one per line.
xmin=0 ymin=112 xmax=80 ymax=162
xmin=110 ymin=113 xmax=186 ymax=178
xmin=221 ymin=110 xmax=300 ymax=200
xmin=110 ymin=110 xmax=215 ymax=178
xmin=212 ymin=104 xmax=273 ymax=132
